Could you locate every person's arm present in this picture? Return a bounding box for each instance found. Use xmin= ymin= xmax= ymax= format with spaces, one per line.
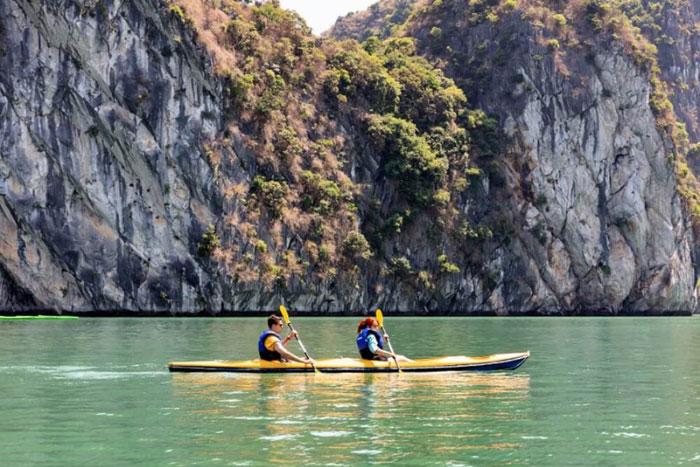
xmin=273 ymin=341 xmax=312 ymax=364
xmin=368 ymin=334 xmax=412 ymax=361
xmin=280 ymin=330 xmax=298 ymax=346
xmin=368 ymin=334 xmax=395 ymax=359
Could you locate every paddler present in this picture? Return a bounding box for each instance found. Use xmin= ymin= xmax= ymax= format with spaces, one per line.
xmin=258 ymin=315 xmax=315 ymax=364
xmin=356 ymin=317 xmax=411 ymax=362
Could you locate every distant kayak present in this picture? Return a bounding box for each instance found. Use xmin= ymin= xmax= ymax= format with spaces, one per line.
xmin=0 ymin=315 xmax=78 ymax=320
xmin=168 ymin=351 xmax=529 ymax=373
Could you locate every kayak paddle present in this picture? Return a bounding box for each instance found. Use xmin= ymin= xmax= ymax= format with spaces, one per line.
xmin=376 ymin=308 xmax=402 ymax=374
xmin=279 ymin=305 xmax=319 ymax=373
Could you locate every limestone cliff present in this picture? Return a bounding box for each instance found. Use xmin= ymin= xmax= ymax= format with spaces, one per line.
xmin=0 ymin=0 xmax=224 ymax=312
xmin=0 ymin=0 xmax=697 ymax=314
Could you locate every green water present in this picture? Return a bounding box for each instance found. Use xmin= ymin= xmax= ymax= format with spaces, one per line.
xmin=0 ymin=317 xmax=698 ymax=465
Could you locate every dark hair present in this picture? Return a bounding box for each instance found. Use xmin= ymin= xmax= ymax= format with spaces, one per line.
xmin=357 ymin=317 xmax=377 ymax=334
xmin=268 ymin=315 xmax=283 ymax=328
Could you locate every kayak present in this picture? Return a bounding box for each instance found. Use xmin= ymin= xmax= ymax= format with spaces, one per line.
xmin=0 ymin=315 xmax=78 ymax=320
xmin=168 ymin=351 xmax=529 ymax=373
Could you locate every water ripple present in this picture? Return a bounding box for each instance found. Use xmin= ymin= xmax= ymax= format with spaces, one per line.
xmin=310 ymin=431 xmax=353 ymax=437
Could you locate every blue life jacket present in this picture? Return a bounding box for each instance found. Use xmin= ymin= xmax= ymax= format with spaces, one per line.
xmin=258 ymin=330 xmax=283 ymax=361
xmin=356 ymin=328 xmax=384 ymax=360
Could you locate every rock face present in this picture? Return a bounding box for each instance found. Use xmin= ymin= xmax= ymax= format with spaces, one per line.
xmin=483 ymin=45 xmax=694 ymax=313
xmin=389 ymin=5 xmax=699 ymax=314
xmin=0 ymin=0 xmax=224 ymax=312
xmin=0 ymin=0 xmax=697 ymax=314
xmin=651 ymin=0 xmax=700 ymax=144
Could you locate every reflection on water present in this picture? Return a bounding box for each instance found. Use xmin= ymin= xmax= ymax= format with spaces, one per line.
xmin=170 ymin=372 xmax=531 ymax=464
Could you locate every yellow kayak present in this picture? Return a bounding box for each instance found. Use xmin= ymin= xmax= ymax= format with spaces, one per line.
xmin=168 ymin=351 xmax=529 ymax=373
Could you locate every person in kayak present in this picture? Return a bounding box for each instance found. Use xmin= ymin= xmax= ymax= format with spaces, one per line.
xmin=356 ymin=317 xmax=411 ymax=362
xmin=258 ymin=315 xmax=315 ymax=364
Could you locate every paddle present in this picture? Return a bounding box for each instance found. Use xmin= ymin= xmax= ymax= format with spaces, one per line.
xmin=376 ymin=308 xmax=402 ymax=374
xmin=279 ymin=305 xmax=319 ymax=374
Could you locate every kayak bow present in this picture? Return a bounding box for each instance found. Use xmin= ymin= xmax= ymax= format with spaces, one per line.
xmin=168 ymin=352 xmax=529 ymax=373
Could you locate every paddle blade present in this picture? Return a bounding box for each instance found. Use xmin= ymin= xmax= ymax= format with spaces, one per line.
xmin=375 ymin=308 xmax=383 ymax=326
xmin=279 ymin=305 xmax=290 ymax=324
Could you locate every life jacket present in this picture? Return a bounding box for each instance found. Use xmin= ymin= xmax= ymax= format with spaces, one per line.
xmin=258 ymin=330 xmax=283 ymax=361
xmin=356 ymin=328 xmax=384 ymax=360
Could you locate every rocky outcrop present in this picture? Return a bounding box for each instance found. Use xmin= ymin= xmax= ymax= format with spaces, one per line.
xmin=402 ymin=6 xmax=698 ymax=313
xmin=0 ymin=0 xmax=697 ymax=314
xmin=650 ymin=0 xmax=700 ymax=144
xmin=495 ymin=44 xmax=695 ymax=313
xmin=374 ymin=39 xmax=697 ymax=314
xmin=0 ymin=0 xmax=225 ymax=312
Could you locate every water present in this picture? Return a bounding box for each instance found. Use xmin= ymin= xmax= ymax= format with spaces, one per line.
xmin=0 ymin=317 xmax=698 ymax=465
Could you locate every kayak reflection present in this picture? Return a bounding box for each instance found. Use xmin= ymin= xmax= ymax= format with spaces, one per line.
xmin=169 ymin=371 xmax=531 ymax=463
xmin=171 ymin=371 xmax=531 ymax=413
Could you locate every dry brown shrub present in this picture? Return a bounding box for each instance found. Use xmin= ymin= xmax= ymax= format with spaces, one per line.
xmin=282 ymin=207 xmax=311 ymax=233
xmin=223 ymin=182 xmax=247 ymax=201
xmin=235 ymin=221 xmax=255 ymax=242
xmin=553 ymin=53 xmax=570 ymax=77
xmin=282 ymin=250 xmax=304 ymax=277
xmin=269 ymin=222 xmax=283 ymax=248
xmin=173 ymin=0 xmax=240 ymax=72
xmin=224 ymin=212 xmax=241 ymax=231
xmin=310 ymin=157 xmax=326 ymax=173
xmin=304 ymin=240 xmax=319 ymax=262
xmin=211 ymin=246 xmax=226 ymax=263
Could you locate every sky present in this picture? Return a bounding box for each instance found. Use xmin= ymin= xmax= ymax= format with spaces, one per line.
xmin=279 ymin=0 xmax=378 ymax=34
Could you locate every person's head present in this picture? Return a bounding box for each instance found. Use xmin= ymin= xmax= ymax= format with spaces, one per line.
xmin=268 ymin=314 xmax=284 ymax=332
xmin=357 ymin=317 xmax=378 ymax=334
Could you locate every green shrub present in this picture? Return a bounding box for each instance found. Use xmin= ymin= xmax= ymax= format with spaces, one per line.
xmin=252 ymin=176 xmax=289 ymax=219
xmin=276 ymin=125 xmax=303 ymax=160
xmin=226 ymin=72 xmax=255 ymax=105
xmin=168 ymin=5 xmax=195 ymax=30
xmin=366 ymin=114 xmax=448 ymax=206
xmin=342 ymin=232 xmax=373 ymax=260
xmin=689 ymin=143 xmax=700 ymax=159
xmin=318 ymin=245 xmax=330 ymax=263
xmin=254 ymin=70 xmax=286 ymax=117
xmin=300 ymin=171 xmax=344 ymax=215
xmin=310 ymin=216 xmax=324 ymax=239
xmin=252 ymin=1 xmax=310 ymax=35
xmin=362 ymin=36 xmax=381 ymax=55
xmin=552 ymin=13 xmax=567 ymax=28
xmin=416 ymin=270 xmax=435 ymax=291
xmin=223 ymin=18 xmax=259 ymax=53
xmin=390 ymin=257 xmax=412 ymax=277
xmin=433 ymin=189 xmax=450 ymax=207
xmin=324 ymin=42 xmax=401 ymax=113
xmin=197 ymin=224 xmax=221 ymax=257
xmin=384 ymin=51 xmax=466 ymax=130
xmin=438 ymin=254 xmax=460 ymax=274
xmin=384 ymin=211 xmax=406 ymax=235
xmin=546 ymin=39 xmax=560 ymax=50
xmin=168 ymin=5 xmax=186 ymax=22
xmin=456 ymin=221 xmax=492 ymax=241
xmin=465 ymin=109 xmax=500 ymax=157
xmin=503 ymin=0 xmax=517 ymax=11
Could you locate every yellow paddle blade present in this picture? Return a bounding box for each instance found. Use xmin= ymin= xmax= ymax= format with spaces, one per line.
xmin=279 ymin=305 xmax=290 ymax=324
xmin=375 ymin=308 xmax=383 ymax=326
